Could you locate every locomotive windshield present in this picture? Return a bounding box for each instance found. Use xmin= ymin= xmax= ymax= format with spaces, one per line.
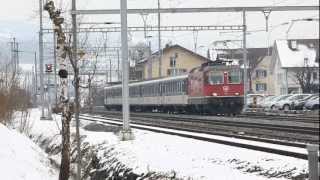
xmin=207 ymin=71 xmax=224 ymax=84
xmin=228 ymin=69 xmax=241 ymax=84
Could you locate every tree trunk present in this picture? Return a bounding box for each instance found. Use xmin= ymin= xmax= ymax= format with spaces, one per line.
xmin=59 ymin=107 xmax=71 ymax=180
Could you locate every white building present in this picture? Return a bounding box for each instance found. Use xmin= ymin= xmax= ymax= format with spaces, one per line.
xmin=269 ymin=39 xmax=319 ymax=95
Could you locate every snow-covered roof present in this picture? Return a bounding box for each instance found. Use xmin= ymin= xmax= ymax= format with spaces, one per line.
xmin=275 ymin=40 xmax=319 ymax=68
xmin=137 ymin=44 xmax=209 ymax=64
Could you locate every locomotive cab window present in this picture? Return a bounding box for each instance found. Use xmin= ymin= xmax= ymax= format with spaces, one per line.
xmin=207 ymin=71 xmax=224 ymax=85
xmin=228 ymin=70 xmax=241 ymax=84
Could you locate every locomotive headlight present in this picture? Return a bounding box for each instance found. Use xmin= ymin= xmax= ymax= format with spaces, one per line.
xmin=212 ymin=93 xmax=218 ymax=96
xmin=235 ymin=93 xmax=239 ymax=96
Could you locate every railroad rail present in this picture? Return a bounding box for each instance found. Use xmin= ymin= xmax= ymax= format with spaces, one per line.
xmin=240 ymin=111 xmax=319 ymax=123
xmin=82 ymin=109 xmax=319 ymax=143
xmin=78 ymin=114 xmax=319 ymax=161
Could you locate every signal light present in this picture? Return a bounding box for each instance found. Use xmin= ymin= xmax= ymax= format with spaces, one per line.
xmin=58 ymin=69 xmax=68 ymax=78
xmin=45 ymin=64 xmax=53 ymax=73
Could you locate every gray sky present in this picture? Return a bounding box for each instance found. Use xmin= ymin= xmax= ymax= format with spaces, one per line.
xmin=0 ymin=0 xmax=319 ymax=66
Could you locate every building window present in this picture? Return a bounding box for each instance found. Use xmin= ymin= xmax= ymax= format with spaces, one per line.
xmin=167 ymin=69 xmax=187 ymax=76
xmin=256 ymin=83 xmax=267 ymax=92
xmin=170 ymin=57 xmax=176 ymax=67
xmin=256 ymin=69 xmax=267 ymax=78
xmin=313 ymin=72 xmax=318 ymax=80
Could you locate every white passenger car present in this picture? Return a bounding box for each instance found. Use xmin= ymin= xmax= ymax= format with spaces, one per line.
xmin=274 ymin=94 xmax=313 ymax=111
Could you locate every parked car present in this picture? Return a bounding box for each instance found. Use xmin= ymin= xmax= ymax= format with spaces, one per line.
xmin=304 ymin=96 xmax=320 ymax=110
xmin=274 ymin=94 xmax=313 ymax=111
xmin=259 ymin=96 xmax=275 ymax=108
xmin=292 ymin=94 xmax=317 ymax=110
xmin=264 ymin=94 xmax=293 ymax=110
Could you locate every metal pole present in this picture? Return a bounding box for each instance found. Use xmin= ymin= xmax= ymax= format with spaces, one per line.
xmin=39 ymin=0 xmax=45 ymax=119
xmin=13 ymin=38 xmax=16 ymax=72
xmin=242 ymin=10 xmax=248 ymax=111
xmin=34 ymin=52 xmax=38 ymax=96
xmin=53 ymin=33 xmax=58 ymax=106
xmin=120 ymin=0 xmax=133 ymax=140
xmin=47 ymin=72 xmax=52 ymax=120
xmin=157 ymin=0 xmax=162 ymax=78
xmin=109 ymin=58 xmax=112 ymax=82
xmin=71 ymin=6 xmax=319 ymax=15
xmin=104 ymin=42 xmax=108 ymax=83
xmin=72 ymin=0 xmax=82 ymax=179
xmin=16 ymin=42 xmax=19 ymax=71
xmin=117 ymin=49 xmax=120 ymax=81
xmin=307 ymin=144 xmax=319 ymax=180
xmin=10 ymin=41 xmax=13 ymax=72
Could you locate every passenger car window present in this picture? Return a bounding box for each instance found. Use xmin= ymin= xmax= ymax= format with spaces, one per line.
xmin=208 ymin=71 xmax=223 ymax=84
xmin=228 ymin=70 xmax=240 ymax=83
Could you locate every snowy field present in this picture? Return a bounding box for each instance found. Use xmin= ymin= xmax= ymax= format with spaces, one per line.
xmin=6 ymin=108 xmax=310 ymax=180
xmin=0 ymin=123 xmax=58 ymax=180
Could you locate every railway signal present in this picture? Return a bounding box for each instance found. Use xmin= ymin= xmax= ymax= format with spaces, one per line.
xmin=45 ymin=64 xmax=53 ymax=73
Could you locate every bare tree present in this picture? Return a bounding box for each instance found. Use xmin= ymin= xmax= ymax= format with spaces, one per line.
xmin=0 ymin=60 xmax=32 ymax=126
xmin=44 ymin=2 xmax=75 ymax=180
xmin=294 ymin=66 xmax=319 ymax=93
xmin=44 ymin=1 xmax=100 ymax=179
xmin=129 ymin=42 xmax=150 ymax=65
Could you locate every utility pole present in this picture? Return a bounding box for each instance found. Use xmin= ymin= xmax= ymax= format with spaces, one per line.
xmin=120 ymin=0 xmax=134 ymax=140
xmin=46 ymin=71 xmax=53 ymax=120
xmin=103 ymin=32 xmax=108 ymax=83
xmin=10 ymin=38 xmax=19 ymax=72
xmin=117 ymin=49 xmax=120 ymax=81
xmin=157 ymin=0 xmax=162 ymax=78
xmin=39 ymin=0 xmax=46 ymax=119
xmin=109 ymin=57 xmax=112 ymax=82
xmin=16 ymin=42 xmax=19 ymax=71
xmin=34 ymin=52 xmax=38 ymax=95
xmin=71 ymin=0 xmax=82 ymax=179
xmin=34 ymin=52 xmax=38 ymax=104
xmin=104 ymin=42 xmax=108 ymax=83
xmin=242 ymin=10 xmax=248 ymax=111
xmin=53 ymin=33 xmax=58 ymax=106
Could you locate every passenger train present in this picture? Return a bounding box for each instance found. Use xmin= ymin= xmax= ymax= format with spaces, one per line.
xmin=104 ymin=60 xmax=244 ymax=114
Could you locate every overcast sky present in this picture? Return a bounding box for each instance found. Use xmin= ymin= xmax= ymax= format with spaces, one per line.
xmin=0 ymin=0 xmax=319 ymax=65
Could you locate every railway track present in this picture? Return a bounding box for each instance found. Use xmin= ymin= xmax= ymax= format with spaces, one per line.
xmin=85 ymin=106 xmax=319 ymax=124
xmin=78 ymin=114 xmax=319 ymax=161
xmin=83 ymin=109 xmax=319 ymax=144
xmin=238 ymin=113 xmax=319 ymax=123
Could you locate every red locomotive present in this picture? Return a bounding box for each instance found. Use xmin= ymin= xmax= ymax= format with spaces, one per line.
xmin=187 ymin=60 xmax=244 ymax=114
xmin=104 ymin=60 xmax=244 ymax=114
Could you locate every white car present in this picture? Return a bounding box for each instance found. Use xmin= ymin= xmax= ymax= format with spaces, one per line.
xmin=264 ymin=94 xmax=292 ymax=110
xmin=274 ymin=94 xmax=313 ymax=111
xmin=259 ymin=96 xmax=275 ymax=108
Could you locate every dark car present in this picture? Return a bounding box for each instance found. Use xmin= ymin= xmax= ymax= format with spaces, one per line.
xmin=304 ymin=96 xmax=319 ymax=110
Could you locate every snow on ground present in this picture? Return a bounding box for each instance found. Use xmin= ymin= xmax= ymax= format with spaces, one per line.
xmin=27 ymin=108 xmax=308 ymax=179
xmin=0 ymin=123 xmax=58 ymax=180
